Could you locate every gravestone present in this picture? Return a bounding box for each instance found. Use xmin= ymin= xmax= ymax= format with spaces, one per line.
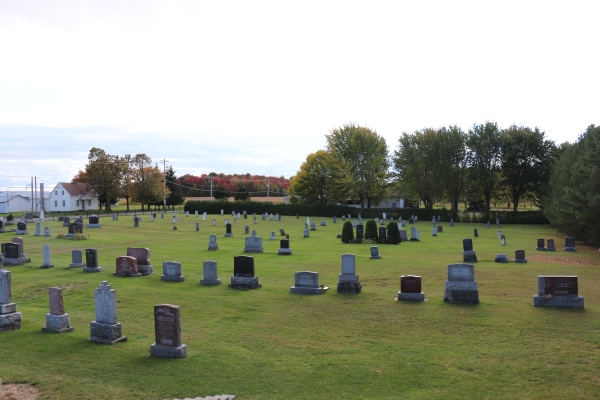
xmin=89 ymin=281 xmax=127 ymax=344
xmin=320 ymin=221 xmax=326 ymax=227
xmin=279 ymin=229 xmax=286 ymax=236
xmin=347 ymin=214 xmax=351 ymax=218
xmin=547 ymin=239 xmax=556 ymax=251
xmin=369 ymin=246 xmax=381 ymax=259
xmin=201 ymin=260 xmax=221 ymax=285
xmin=70 ymin=250 xmax=85 ymax=268
xmin=229 ymin=256 xmax=261 ymax=289
xmin=225 ymin=223 xmax=234 ymax=237
xmin=437 ymin=226 xmax=443 ymax=233
xmin=134 ymin=216 xmax=139 ymax=228
xmin=410 ymin=226 xmax=419 ymax=241
xmin=564 ymin=237 xmax=576 ymax=252
xmin=486 ymin=221 xmax=490 ymax=228
xmin=380 ymin=220 xmax=385 ymax=226
xmin=401 ymin=220 xmax=406 ymax=227
xmin=87 ymin=215 xmax=102 ymax=228
xmin=269 ymin=213 xmax=273 ymax=220
xmin=83 ymin=248 xmax=102 ymax=272
xmin=150 ymin=304 xmax=187 ymax=358
xmin=432 ymin=227 xmax=437 ymax=237
xmin=352 ymin=220 xmax=357 ymax=228
xmin=44 ymin=226 xmax=51 ymax=237
xmin=333 ymin=216 xmax=337 ymax=223
xmin=536 ymin=238 xmax=546 ymax=251
xmin=161 ymin=212 xmax=164 ymax=219
xmin=432 ymin=216 xmax=436 ymax=225
xmin=42 ymin=287 xmax=74 ymax=333
xmin=496 ymin=217 xmax=500 ymax=227
xmin=450 ymin=218 xmax=454 ymax=227
xmin=342 ymin=216 xmax=346 ymax=221
xmin=127 ymin=247 xmax=153 ymax=276
xmin=462 ymin=238 xmax=477 ymax=262
xmin=356 ymin=225 xmax=364 ymax=240
xmin=494 ymin=254 xmax=509 ymax=263
xmin=275 ymin=213 xmax=280 ymax=221
xmin=34 ymin=221 xmax=42 ymax=236
xmin=186 ymin=211 xmax=190 ymax=217
xmin=0 ymin=265 xmax=22 ymax=332
xmin=379 ymin=227 xmax=387 ymax=242
xmin=112 ymin=213 xmax=118 ymax=221
xmin=414 ymin=216 xmax=418 ymax=223
xmin=202 ymin=212 xmax=207 ymax=220
xmin=244 ymin=226 xmax=250 ymax=235
xmin=63 ymin=216 xmax=70 ymax=227
xmin=278 ymin=239 xmax=292 ymax=255
xmin=443 ymin=263 xmax=479 ymax=304
xmin=67 ymin=223 xmax=83 ymax=237
xmin=290 ymin=271 xmax=328 ymax=294
xmin=533 ymin=276 xmax=584 ymax=309
xmin=11 ymin=237 xmax=26 ymax=258
xmin=473 ymin=229 xmax=479 ymax=238
xmin=212 ymin=219 xmax=216 ymax=226
xmin=1 ymin=242 xmax=27 ymax=265
xmin=310 ymin=222 xmax=317 ymax=231
xmin=16 ymin=222 xmax=28 ymax=235
xmin=40 ymin=245 xmax=54 ymax=269
xmin=195 ymin=222 xmax=199 ymax=231
xmin=262 ymin=214 xmax=266 ymax=221
xmin=514 ymin=249 xmax=527 ymax=263
xmin=396 ymin=275 xmax=425 ymax=302
xmin=304 ymin=228 xmax=309 ymax=238
xmin=244 ymin=236 xmax=264 ymax=253
xmin=243 ymin=211 xmax=247 ymax=219
xmin=161 ymin=261 xmax=185 ymax=282
xmin=150 ymin=214 xmax=154 ymax=222
xmin=400 ymin=230 xmax=408 ymax=242
xmin=25 ymin=212 xmax=33 ymax=222
xmin=501 ymin=234 xmax=506 ymax=246
xmin=252 ymin=230 xmax=257 ymax=237
xmin=114 ymin=256 xmax=140 ymax=277
xmin=208 ymin=234 xmax=218 ymax=250
xmin=0 ymin=220 xmax=4 ymax=233
xmin=269 ymin=232 xmax=275 ymax=240
xmin=254 ymin=216 xmax=258 ymax=224
xmin=75 ymin=217 xmax=84 ymax=225
xmin=171 ymin=216 xmax=176 ymax=224
xmin=337 ymin=254 xmax=362 ymax=294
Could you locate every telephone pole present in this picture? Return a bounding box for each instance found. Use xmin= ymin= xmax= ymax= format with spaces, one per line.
xmin=161 ymin=159 xmax=168 ymax=211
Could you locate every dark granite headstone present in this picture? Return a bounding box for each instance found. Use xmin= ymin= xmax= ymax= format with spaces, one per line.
xmin=536 ymin=238 xmax=545 ymax=251
xmin=226 ymin=223 xmax=232 ymax=235
xmin=3 ymin=243 xmax=20 ymax=258
xmin=280 ymin=239 xmax=290 ymax=249
xmin=473 ymin=229 xmax=479 ymax=238
xmin=233 ymin=256 xmax=255 ymax=277
xmin=539 ymin=276 xmax=578 ymax=296
xmin=356 ymin=225 xmax=364 ymax=240
xmin=7 ymin=214 xmax=13 ymax=222
xmin=17 ymin=222 xmax=26 ymax=231
xmin=514 ymin=249 xmax=527 ymax=263
xmin=279 ymin=229 xmax=285 ymax=236
xmin=547 ymin=239 xmax=556 ymax=251
xmin=89 ymin=216 xmax=99 ymax=224
xmin=378 ymin=227 xmax=387 ymax=241
xmin=85 ymin=249 xmax=98 ymax=268
xmin=564 ymin=237 xmax=576 ymax=251
xmin=463 ymin=238 xmax=473 ymax=252
xmin=401 ymin=275 xmax=421 ymax=293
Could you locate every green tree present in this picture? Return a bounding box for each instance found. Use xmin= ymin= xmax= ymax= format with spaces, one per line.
xmin=83 ymin=147 xmax=124 ymax=212
xmin=234 ymin=181 xmax=250 ymax=201
xmin=387 ymin=221 xmax=401 ymax=244
xmin=341 ymin=221 xmax=354 ymax=243
xmin=467 ymin=121 xmax=502 ymax=214
xmin=288 ymin=150 xmax=332 ymax=204
xmin=364 ymin=220 xmax=378 ymax=240
xmin=165 ymin=166 xmax=185 ymax=210
xmin=130 ymin=154 xmax=163 ymax=211
xmin=213 ymin=183 xmax=230 ymax=201
xmin=545 ymin=125 xmax=600 ymax=246
xmin=433 ymin=126 xmax=468 ymax=216
xmin=392 ymin=129 xmax=442 ymax=208
xmin=500 ymin=125 xmax=556 ymax=213
xmin=326 ymin=124 xmax=390 ymax=208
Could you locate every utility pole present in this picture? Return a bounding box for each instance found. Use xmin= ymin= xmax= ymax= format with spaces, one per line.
xmin=267 ymin=179 xmax=270 ymax=199
xmin=161 ymin=159 xmax=168 ymax=211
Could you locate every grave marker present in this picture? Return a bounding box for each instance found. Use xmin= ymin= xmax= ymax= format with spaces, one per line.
xmin=337 ymin=254 xmax=362 ymax=294
xmin=161 ymin=261 xmax=185 ymax=282
xmin=40 ymin=245 xmax=54 ymax=268
xmin=443 ymin=263 xmax=479 ymax=304
xmin=290 ymin=271 xmax=328 ymax=294
xmin=0 ymin=266 xmax=22 ymax=332
xmin=89 ymin=281 xmax=127 ymax=344
xmin=150 ymin=304 xmax=187 ymax=358
xmin=83 ymin=248 xmax=102 ymax=272
xmin=396 ymin=275 xmax=425 ymax=302
xmin=229 ymin=256 xmax=261 ymax=289
xmin=200 ymin=260 xmax=221 ymax=285
xmin=42 ymin=287 xmax=73 ymax=333
xmin=533 ymin=276 xmax=584 ymax=309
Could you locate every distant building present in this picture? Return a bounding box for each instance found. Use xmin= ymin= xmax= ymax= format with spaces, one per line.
xmin=346 ymin=197 xmax=405 ymax=209
xmin=47 ymin=183 xmax=99 ymax=212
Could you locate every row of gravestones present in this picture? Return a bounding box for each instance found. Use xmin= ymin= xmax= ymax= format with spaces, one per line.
xmin=462 ymin=237 xmax=577 ymax=264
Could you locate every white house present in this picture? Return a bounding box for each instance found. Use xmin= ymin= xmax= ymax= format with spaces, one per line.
xmin=47 ymin=183 xmax=99 ymax=212
xmin=0 ymin=194 xmax=31 ymax=213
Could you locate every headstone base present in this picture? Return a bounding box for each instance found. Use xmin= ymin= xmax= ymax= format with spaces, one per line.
xmin=463 ymin=250 xmax=477 ymax=262
xmin=161 ymin=275 xmax=185 ymax=282
xmin=514 ymin=259 xmax=528 ymax=263
xmin=409 ymin=238 xmax=419 ymax=242
xmin=0 ymin=228 xmax=5 ymax=233
xmin=200 ymin=278 xmax=222 ymax=286
xmin=83 ymin=266 xmax=102 ymax=272
xmin=15 ymin=230 xmax=28 ymax=235
xmin=337 ymin=281 xmax=362 ymax=294
xmin=370 ymin=254 xmax=381 ymax=259
xmin=224 ymin=233 xmax=234 ymax=237
xmin=243 ymin=248 xmax=264 ymax=253
xmin=113 ymin=272 xmax=142 ymax=277
xmin=278 ymin=248 xmax=293 ymax=255
xmin=89 ymin=321 xmax=127 ymax=344
xmin=290 ymin=286 xmax=328 ymax=295
xmin=208 ymin=245 xmax=218 ymax=251
xmin=150 ymin=343 xmax=187 ymax=359
xmin=34 ymin=232 xmax=42 ymax=237
xmin=535 ymin=247 xmax=546 ymax=251
xmin=42 ymin=314 xmax=74 ymax=333
xmin=0 ymin=312 xmax=22 ymax=332
xmin=86 ymin=224 xmax=102 ymax=228
xmin=547 ymin=248 xmax=556 ymax=252
xmin=0 ymin=303 xmax=17 ymax=313
xmin=229 ymin=276 xmax=261 ymax=289
xmin=3 ymin=257 xmax=28 ymax=266
xmin=494 ymin=255 xmax=509 ymax=263
xmin=137 ymin=265 xmax=154 ymax=276
xmin=443 ymin=290 xmax=479 ymax=304
xmin=396 ymin=292 xmax=425 ymax=302
xmin=69 ymin=263 xmax=86 ymax=268
xmin=564 ymin=247 xmax=576 ymax=252
xmin=40 ymin=263 xmax=54 ymax=269
xmin=532 ymin=295 xmax=584 ymax=309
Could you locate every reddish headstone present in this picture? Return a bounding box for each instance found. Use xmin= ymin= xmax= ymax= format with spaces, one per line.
xmin=154 ymin=304 xmax=182 ymax=347
xmin=48 ymin=287 xmax=65 ymax=315
xmin=127 ymin=247 xmax=150 ymax=265
xmin=115 ymin=256 xmax=138 ymax=276
xmin=401 ymin=275 xmax=422 ymax=293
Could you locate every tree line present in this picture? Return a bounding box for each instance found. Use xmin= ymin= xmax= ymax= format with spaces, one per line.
xmin=289 ymin=122 xmax=560 ymax=215
xmin=177 ymin=173 xmax=290 ymax=201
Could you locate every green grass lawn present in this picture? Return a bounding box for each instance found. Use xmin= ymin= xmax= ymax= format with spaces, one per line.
xmin=1 ymin=214 xmax=599 ymax=399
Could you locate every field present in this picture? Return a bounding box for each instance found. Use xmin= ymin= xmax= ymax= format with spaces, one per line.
xmin=0 ymin=213 xmax=599 ymax=399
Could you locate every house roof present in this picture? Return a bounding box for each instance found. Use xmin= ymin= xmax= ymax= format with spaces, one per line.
xmin=60 ymin=182 xmax=98 ymax=197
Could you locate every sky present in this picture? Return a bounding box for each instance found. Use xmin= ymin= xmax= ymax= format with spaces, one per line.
xmin=1 ymin=0 xmax=598 ymax=193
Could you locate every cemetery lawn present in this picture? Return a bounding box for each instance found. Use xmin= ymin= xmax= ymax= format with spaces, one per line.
xmin=1 ymin=215 xmax=600 ymax=399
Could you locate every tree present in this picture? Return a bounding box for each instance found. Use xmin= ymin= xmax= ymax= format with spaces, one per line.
xmin=130 ymin=154 xmax=163 ymax=211
xmin=545 ymin=125 xmax=600 ymax=246
xmin=288 ymin=150 xmax=332 ymax=204
xmin=432 ymin=126 xmax=468 ymax=216
xmin=165 ymin=166 xmax=185 ymax=210
xmin=341 ymin=221 xmax=354 ymax=243
xmin=234 ymin=181 xmax=250 ymax=201
xmin=387 ymin=221 xmax=401 ymax=244
xmin=213 ymin=183 xmax=230 ymax=200
xmin=365 ymin=220 xmax=378 ymax=240
xmin=467 ymin=121 xmax=502 ymax=214
xmin=325 ymin=124 xmax=390 ymax=208
xmin=392 ymin=129 xmax=442 ymax=208
xmin=500 ymin=125 xmax=556 ymax=213
xmin=83 ymin=147 xmax=124 ymax=212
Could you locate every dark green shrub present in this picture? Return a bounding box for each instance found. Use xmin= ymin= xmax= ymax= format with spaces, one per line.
xmin=341 ymin=221 xmax=354 ymax=243
xmin=387 ymin=221 xmax=401 ymax=244
xmin=365 ymin=220 xmax=378 ymax=240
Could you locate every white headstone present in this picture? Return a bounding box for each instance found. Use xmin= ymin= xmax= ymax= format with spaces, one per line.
xmin=94 ymin=281 xmax=117 ymax=325
xmin=341 ymin=254 xmax=355 ymax=275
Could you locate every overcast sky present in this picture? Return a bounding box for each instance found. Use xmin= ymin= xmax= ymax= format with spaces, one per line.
xmin=1 ymin=0 xmax=598 ymax=192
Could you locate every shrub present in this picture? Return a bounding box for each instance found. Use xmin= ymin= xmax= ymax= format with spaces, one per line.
xmin=341 ymin=221 xmax=354 ymax=243
xmin=364 ymin=220 xmax=378 ymax=240
xmin=387 ymin=221 xmax=401 ymax=244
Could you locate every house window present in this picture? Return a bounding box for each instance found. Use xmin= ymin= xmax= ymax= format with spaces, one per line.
xmin=392 ymin=203 xmax=397 ymax=208
xmin=62 ymin=190 xmax=64 ymax=195
xmin=76 ymin=200 xmax=79 ymax=206
xmin=87 ymin=200 xmax=92 ymax=206
xmin=55 ymin=190 xmax=57 ymax=195
xmin=55 ymin=200 xmax=57 ymax=207
xmin=62 ymin=200 xmax=65 ymax=207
